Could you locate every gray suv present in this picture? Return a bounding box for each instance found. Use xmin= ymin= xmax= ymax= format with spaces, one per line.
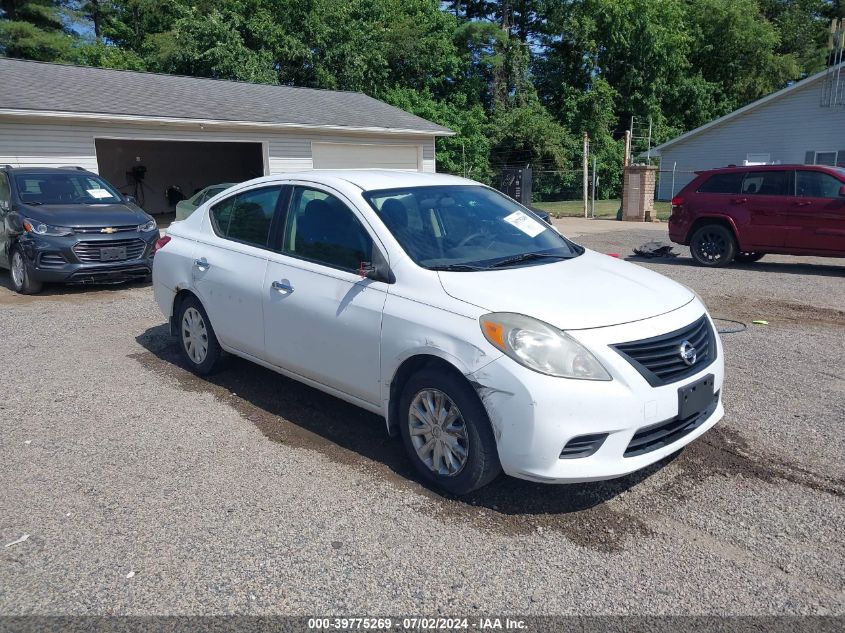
xmin=0 ymin=166 xmax=159 ymax=294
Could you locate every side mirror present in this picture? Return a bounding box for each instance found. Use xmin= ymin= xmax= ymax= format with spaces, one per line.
xmin=359 ymin=248 xmax=395 ymax=284
xmin=839 ymin=185 xmax=845 ymax=198
xmin=0 ymin=201 xmax=9 ymax=213
xmin=125 ymin=195 xmax=137 ymax=205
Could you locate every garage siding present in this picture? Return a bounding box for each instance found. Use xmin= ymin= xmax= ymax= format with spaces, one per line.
xmin=0 ymin=118 xmax=437 ymax=176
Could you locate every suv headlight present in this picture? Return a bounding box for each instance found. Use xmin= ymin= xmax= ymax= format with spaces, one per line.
xmin=480 ymin=312 xmax=611 ymax=380
xmin=22 ymin=218 xmax=73 ymax=236
xmin=138 ymin=219 xmax=157 ymax=232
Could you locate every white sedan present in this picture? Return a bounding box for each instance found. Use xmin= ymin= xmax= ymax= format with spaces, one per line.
xmin=152 ymin=170 xmax=724 ymax=494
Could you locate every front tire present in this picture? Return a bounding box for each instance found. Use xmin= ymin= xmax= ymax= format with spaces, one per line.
xmin=735 ymin=251 xmax=765 ymax=263
xmin=399 ymin=368 xmax=501 ymax=495
xmin=176 ymin=295 xmax=223 ymax=375
xmin=689 ymin=224 xmax=737 ymax=267
xmin=10 ymin=246 xmax=43 ymax=295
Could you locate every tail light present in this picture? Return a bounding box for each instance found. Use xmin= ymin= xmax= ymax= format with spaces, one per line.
xmin=151 ymin=235 xmax=171 ymax=257
xmin=671 ymin=195 xmax=685 ymax=207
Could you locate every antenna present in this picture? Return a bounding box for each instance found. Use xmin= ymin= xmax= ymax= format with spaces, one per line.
xmin=821 ymin=18 xmax=844 ymax=108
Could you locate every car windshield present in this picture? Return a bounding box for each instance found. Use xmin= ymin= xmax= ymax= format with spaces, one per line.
xmin=363 ymin=185 xmax=582 ymax=270
xmin=13 ymin=173 xmax=123 ymax=205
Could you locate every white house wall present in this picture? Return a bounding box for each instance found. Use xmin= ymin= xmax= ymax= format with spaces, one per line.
xmin=656 ymin=79 xmax=845 ymax=199
xmin=0 ymin=117 xmax=437 ymax=177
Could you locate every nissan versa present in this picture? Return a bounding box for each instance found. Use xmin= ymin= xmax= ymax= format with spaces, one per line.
xmin=152 ymin=171 xmax=724 ymax=494
xmin=0 ymin=166 xmax=159 ymax=294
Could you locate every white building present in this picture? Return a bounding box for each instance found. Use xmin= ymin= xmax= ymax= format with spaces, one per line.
xmin=0 ymin=58 xmax=452 ymax=214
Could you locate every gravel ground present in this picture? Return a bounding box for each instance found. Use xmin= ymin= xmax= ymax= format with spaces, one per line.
xmin=1 ymin=223 xmax=843 ymax=616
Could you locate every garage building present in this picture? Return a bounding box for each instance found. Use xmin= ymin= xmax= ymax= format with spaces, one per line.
xmin=0 ymin=58 xmax=452 ymax=214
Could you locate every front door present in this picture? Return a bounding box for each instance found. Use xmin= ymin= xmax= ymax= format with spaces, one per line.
xmin=788 ymin=170 xmax=845 ymax=252
xmin=262 ymin=185 xmax=388 ymax=405
xmin=735 ymin=170 xmax=793 ymax=249
xmin=192 ymin=185 xmax=283 ymax=359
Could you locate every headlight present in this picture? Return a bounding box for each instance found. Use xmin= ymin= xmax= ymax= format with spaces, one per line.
xmin=480 ymin=312 xmax=611 ymax=380
xmin=22 ymin=218 xmax=73 ymax=236
xmin=138 ymin=220 xmax=157 ymax=232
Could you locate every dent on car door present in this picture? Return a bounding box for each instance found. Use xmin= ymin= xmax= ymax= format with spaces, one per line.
xmin=192 ymin=185 xmax=284 ymax=359
xmin=262 ymin=185 xmax=388 ymax=406
xmin=790 ymin=170 xmax=845 ymax=252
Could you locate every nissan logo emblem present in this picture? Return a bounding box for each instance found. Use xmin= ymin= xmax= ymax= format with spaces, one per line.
xmin=679 ymin=340 xmax=697 ymax=366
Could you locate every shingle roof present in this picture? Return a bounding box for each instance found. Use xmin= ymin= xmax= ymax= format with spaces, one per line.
xmin=0 ymin=58 xmax=452 ymax=135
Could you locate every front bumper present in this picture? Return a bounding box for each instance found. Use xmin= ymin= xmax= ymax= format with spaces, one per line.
xmin=468 ymin=299 xmax=724 ymax=484
xmin=18 ymin=231 xmax=157 ymax=284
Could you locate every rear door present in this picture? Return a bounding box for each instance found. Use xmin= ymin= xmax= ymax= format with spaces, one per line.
xmin=733 ymin=170 xmax=793 ymax=249
xmin=192 ymin=185 xmax=283 ymax=359
xmin=0 ymin=172 xmax=10 ymax=267
xmin=788 ymin=170 xmax=845 ymax=252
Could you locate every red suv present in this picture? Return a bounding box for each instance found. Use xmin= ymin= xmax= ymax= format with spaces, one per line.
xmin=668 ymin=165 xmax=845 ymax=266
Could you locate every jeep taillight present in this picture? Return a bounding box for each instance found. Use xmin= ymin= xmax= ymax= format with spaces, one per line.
xmin=671 ymin=195 xmax=685 ymax=207
xmin=151 ymin=235 xmax=171 ymax=256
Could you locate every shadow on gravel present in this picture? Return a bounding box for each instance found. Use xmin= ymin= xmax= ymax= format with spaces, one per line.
xmin=134 ymin=323 xmax=672 ymax=550
xmin=0 ymin=273 xmax=150 ymax=304
xmin=626 ymin=255 xmax=845 ymax=278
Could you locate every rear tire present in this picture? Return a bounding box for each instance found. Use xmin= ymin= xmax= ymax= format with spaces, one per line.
xmin=10 ymin=246 xmax=43 ymax=295
xmin=176 ymin=295 xmax=223 ymax=375
xmin=398 ymin=368 xmax=501 ymax=495
xmin=689 ymin=224 xmax=737 ymax=267
xmin=734 ymin=252 xmax=765 ymax=263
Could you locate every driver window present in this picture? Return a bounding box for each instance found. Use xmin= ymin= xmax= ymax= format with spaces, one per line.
xmin=283 ymin=187 xmax=373 ymax=272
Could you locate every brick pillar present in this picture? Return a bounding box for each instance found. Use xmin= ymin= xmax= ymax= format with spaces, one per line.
xmin=621 ymin=164 xmax=659 ymax=222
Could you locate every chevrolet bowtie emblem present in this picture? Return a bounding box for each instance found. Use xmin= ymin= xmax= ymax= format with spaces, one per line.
xmin=100 ymin=227 xmax=118 ymax=234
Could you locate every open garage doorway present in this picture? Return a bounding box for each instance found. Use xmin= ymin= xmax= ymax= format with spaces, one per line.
xmin=95 ymin=139 xmax=265 ymax=215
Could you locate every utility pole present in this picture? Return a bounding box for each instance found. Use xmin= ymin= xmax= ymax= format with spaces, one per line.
xmin=582 ymin=132 xmax=590 ymax=218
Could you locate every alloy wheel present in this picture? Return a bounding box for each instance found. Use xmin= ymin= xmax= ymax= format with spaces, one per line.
xmin=408 ymin=389 xmax=470 ymax=477
xmin=695 ymin=230 xmax=728 ymax=263
xmin=11 ymin=251 xmax=25 ymax=289
xmin=182 ymin=307 xmax=209 ymax=365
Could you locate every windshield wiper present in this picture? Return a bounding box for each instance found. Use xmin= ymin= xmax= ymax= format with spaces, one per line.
xmin=490 ymin=252 xmax=572 ymax=268
xmin=429 ymin=263 xmax=488 ymax=272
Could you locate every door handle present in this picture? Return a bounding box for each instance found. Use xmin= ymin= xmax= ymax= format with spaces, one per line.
xmin=731 ymin=197 xmax=748 ymax=204
xmin=193 ymin=258 xmax=210 ymax=270
xmin=793 ymin=200 xmax=813 ymax=207
xmin=271 ymin=280 xmax=294 ymax=294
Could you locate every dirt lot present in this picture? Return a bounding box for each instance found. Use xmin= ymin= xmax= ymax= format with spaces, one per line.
xmin=1 ymin=219 xmax=843 ymax=616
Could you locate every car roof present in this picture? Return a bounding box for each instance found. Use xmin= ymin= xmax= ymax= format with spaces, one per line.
xmin=700 ymin=164 xmax=843 ymax=175
xmin=3 ymin=166 xmax=96 ymax=176
xmin=246 ymin=169 xmax=477 ymax=192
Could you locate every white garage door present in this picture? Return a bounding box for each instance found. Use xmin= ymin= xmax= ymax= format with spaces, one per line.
xmin=311 ymin=142 xmax=420 ymax=170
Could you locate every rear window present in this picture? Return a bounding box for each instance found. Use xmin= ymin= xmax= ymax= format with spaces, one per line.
xmin=697 ymin=172 xmax=744 ymax=194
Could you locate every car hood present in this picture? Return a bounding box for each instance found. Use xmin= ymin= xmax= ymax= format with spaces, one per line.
xmin=436 ymin=250 xmax=695 ymax=330
xmin=20 ymin=203 xmax=150 ymax=228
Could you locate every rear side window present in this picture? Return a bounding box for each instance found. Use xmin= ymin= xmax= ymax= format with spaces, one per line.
xmin=741 ymin=171 xmax=792 ymax=196
xmin=210 ymin=186 xmax=281 ymax=249
xmin=0 ymin=173 xmax=10 ymax=209
xmin=796 ymin=171 xmax=844 ymax=198
xmin=697 ymin=173 xmax=743 ymax=194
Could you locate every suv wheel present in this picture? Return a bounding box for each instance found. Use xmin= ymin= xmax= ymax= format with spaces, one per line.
xmin=10 ymin=246 xmax=43 ymax=294
xmin=689 ymin=224 xmax=737 ymax=267
xmin=398 ymin=368 xmax=501 ymax=495
xmin=735 ymin=251 xmax=765 ymax=263
xmin=177 ymin=296 xmax=223 ymax=375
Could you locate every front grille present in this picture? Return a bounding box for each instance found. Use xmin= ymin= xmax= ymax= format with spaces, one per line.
xmin=624 ymin=391 xmax=719 ymax=457
xmin=74 ymin=225 xmax=137 ymax=234
xmin=38 ymin=252 xmax=66 ymax=268
xmin=73 ymin=239 xmax=146 ymax=263
xmin=612 ymin=315 xmax=715 ymax=386
xmin=559 ymin=433 xmax=608 ymax=459
xmin=67 ymin=265 xmax=150 ymax=283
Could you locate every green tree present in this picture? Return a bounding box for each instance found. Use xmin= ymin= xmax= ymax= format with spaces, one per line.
xmin=0 ymin=0 xmax=76 ymax=60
